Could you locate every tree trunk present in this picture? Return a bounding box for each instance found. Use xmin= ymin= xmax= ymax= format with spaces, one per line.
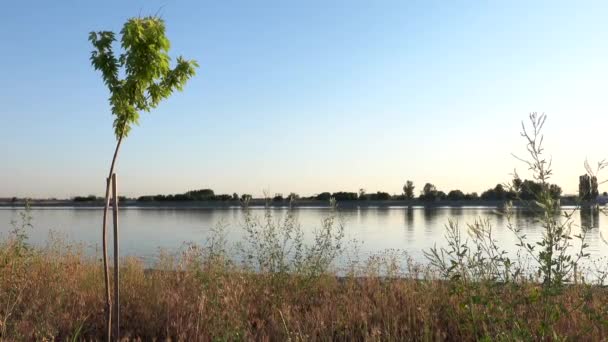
xmin=112 ymin=173 xmax=120 ymax=341
xmin=102 ymin=135 xmax=123 ymax=342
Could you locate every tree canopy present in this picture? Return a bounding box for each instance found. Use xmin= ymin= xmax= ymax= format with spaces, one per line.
xmin=89 ymin=16 xmax=198 ymax=139
xmin=419 ymin=183 xmax=443 ymax=201
xmin=403 ymin=181 xmax=415 ymax=199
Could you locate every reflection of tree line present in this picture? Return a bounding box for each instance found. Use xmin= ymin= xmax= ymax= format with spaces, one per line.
xmin=405 ymin=207 xmax=414 ymax=230
xmin=580 ymin=207 xmax=600 ymax=229
xmin=400 ymin=207 xmax=601 ymax=230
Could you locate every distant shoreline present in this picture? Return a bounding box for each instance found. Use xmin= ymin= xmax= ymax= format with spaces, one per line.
xmin=0 ymin=198 xmax=586 ymax=209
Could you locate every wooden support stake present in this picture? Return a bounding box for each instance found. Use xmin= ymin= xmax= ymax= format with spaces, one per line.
xmin=102 ymin=176 xmax=112 ymax=341
xmin=111 ymin=173 xmax=120 ymax=341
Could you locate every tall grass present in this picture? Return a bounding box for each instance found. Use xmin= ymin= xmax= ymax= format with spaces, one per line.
xmin=1 ymin=206 xmax=608 ymax=340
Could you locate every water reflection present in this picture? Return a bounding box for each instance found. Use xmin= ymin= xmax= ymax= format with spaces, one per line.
xmin=422 ymin=208 xmax=435 ymax=223
xmin=404 ymin=207 xmax=414 ymax=231
xmin=494 ymin=209 xmax=505 ymax=227
xmin=580 ymin=207 xmax=600 ymax=229
xmin=422 ymin=208 xmax=436 ymax=237
xmin=449 ymin=207 xmax=463 ymax=217
xmin=376 ymin=207 xmax=391 ymax=218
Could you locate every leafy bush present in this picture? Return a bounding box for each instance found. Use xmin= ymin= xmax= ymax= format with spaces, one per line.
xmin=238 ymin=204 xmax=344 ymax=278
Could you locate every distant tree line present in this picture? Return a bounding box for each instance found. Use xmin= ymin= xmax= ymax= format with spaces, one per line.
xmin=73 ymin=195 xmax=129 ymax=202
xmin=478 ymin=180 xmax=561 ymax=201
xmin=137 ymin=189 xmax=245 ymax=202
xmin=408 ymin=183 xmax=479 ymax=202
xmin=68 ymin=176 xmax=601 ymax=204
xmin=72 ymin=195 xmax=132 ymax=202
xmin=73 ymin=195 xmax=101 ymax=202
xmin=414 ymin=178 xmax=562 ymax=202
xmin=271 ymin=193 xmax=300 ymax=202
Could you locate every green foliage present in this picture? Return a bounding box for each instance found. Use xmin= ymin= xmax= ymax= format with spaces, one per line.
xmin=425 ymin=113 xmax=605 ymax=340
xmin=424 ymin=218 xmax=515 ymax=283
xmin=238 ymin=206 xmax=344 ymax=278
xmin=89 ymin=16 xmax=198 ymax=139
xmin=9 ymin=200 xmax=33 ymax=255
xmin=506 ymin=114 xmax=588 ymax=287
xmin=502 ymin=113 xmax=597 ymax=338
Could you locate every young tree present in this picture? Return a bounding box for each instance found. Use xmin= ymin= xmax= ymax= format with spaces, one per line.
xmin=89 ymin=16 xmax=198 ymax=341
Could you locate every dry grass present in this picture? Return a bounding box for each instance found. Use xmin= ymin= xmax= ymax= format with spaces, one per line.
xmin=1 ymin=237 xmax=607 ymax=341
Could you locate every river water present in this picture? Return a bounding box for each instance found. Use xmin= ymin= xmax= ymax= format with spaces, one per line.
xmin=1 ymin=206 xmax=607 ymax=271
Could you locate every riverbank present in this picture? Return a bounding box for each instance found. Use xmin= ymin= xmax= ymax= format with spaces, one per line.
xmin=0 ymin=198 xmax=585 ymax=209
xmin=1 ymin=238 xmax=607 ymax=340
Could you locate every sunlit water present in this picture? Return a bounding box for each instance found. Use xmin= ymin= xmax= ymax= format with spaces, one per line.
xmin=1 ymin=206 xmax=607 ymax=273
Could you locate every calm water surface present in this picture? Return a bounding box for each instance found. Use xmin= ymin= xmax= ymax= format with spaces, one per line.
xmin=1 ymin=207 xmax=607 ymax=267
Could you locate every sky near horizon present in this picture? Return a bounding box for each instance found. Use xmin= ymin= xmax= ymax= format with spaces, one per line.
xmin=1 ymin=1 xmax=608 ymax=198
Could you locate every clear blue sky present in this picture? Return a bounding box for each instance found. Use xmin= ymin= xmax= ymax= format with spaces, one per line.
xmin=2 ymin=1 xmax=608 ymax=198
